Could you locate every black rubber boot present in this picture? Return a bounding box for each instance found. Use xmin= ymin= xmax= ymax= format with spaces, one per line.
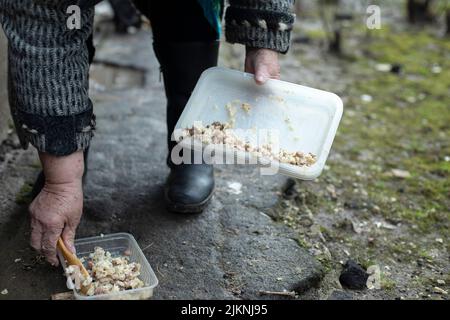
xmin=165 ymin=162 xmax=215 ymax=213
xmin=153 ymin=41 xmax=219 ymax=213
xmin=30 ymin=148 xmax=90 ymax=200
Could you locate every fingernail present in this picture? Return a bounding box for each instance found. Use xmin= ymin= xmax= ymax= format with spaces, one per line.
xmin=256 ymin=74 xmax=266 ymax=84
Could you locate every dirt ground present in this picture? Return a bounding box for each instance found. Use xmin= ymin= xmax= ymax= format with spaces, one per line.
xmin=258 ymin=1 xmax=449 ymax=300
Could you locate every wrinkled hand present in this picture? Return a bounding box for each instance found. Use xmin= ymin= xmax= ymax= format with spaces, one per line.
xmin=29 ymin=180 xmax=83 ymax=266
xmin=245 ymin=47 xmax=280 ymax=85
xmin=29 ymin=150 xmax=84 ymax=266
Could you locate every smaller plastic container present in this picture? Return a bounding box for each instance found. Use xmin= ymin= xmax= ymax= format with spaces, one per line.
xmin=58 ymin=233 xmax=158 ymax=300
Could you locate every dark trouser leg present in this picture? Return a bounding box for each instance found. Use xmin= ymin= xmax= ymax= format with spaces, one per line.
xmin=153 ymin=42 xmax=220 ymax=156
xmin=154 ymin=41 xmax=219 ymax=213
xmin=108 ymin=0 xmax=141 ymax=34
xmin=134 ymin=0 xmax=222 ymax=213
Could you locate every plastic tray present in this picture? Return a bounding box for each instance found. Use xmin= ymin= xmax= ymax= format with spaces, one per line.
xmin=58 ymin=233 xmax=158 ymax=300
xmin=174 ymin=67 xmax=343 ymax=180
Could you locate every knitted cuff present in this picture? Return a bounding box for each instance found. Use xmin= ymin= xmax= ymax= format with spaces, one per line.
xmin=15 ymin=105 xmax=96 ymax=156
xmin=225 ymin=6 xmax=295 ymax=53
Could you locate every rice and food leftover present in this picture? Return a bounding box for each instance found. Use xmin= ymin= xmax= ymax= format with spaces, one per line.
xmin=65 ymin=247 xmax=145 ymax=296
xmin=178 ymin=121 xmax=317 ymax=167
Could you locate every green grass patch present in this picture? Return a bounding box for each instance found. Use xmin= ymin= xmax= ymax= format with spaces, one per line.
xmin=15 ymin=182 xmax=34 ymax=205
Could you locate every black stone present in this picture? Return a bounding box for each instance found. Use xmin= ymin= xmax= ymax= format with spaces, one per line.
xmin=390 ymin=64 xmax=403 ymax=75
xmin=339 ymin=260 xmax=369 ymax=290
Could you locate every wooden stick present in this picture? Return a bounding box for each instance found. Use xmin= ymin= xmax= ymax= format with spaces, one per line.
xmin=57 ymin=238 xmax=90 ymax=295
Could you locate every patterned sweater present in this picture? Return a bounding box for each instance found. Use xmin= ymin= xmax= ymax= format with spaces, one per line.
xmin=0 ymin=0 xmax=295 ymax=156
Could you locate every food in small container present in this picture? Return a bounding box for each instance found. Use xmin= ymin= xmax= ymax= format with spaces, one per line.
xmin=65 ymin=247 xmax=145 ymax=296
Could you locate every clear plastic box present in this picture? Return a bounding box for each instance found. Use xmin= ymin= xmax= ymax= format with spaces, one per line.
xmin=174 ymin=67 xmax=343 ymax=180
xmin=58 ymin=233 xmax=158 ymax=300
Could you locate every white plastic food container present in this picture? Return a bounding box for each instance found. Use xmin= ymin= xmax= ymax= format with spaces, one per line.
xmin=58 ymin=233 xmax=158 ymax=300
xmin=174 ymin=67 xmax=343 ymax=180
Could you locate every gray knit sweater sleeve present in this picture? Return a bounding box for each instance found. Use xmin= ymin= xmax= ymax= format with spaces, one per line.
xmin=0 ymin=0 xmax=95 ymax=156
xmin=224 ymin=0 xmax=296 ymax=53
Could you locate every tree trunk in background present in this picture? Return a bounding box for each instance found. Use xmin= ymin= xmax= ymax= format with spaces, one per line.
xmin=407 ymin=0 xmax=434 ymax=24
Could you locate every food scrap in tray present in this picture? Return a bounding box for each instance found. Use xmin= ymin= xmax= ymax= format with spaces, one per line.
xmin=179 ymin=122 xmax=317 ymax=167
xmin=65 ymin=247 xmax=145 ymax=296
xmin=241 ymin=102 xmax=252 ymax=113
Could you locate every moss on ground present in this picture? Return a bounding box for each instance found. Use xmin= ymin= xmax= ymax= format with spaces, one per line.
xmin=333 ymin=28 xmax=450 ymax=235
xmin=15 ymin=182 xmax=34 ymax=205
xmin=273 ymin=23 xmax=449 ymax=299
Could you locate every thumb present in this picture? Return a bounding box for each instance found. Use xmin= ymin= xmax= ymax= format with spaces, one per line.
xmin=62 ymin=226 xmax=77 ymax=254
xmin=254 ymin=64 xmax=270 ymax=85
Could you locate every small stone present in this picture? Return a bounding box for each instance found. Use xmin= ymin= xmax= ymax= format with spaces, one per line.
xmin=351 ymin=220 xmax=363 ymax=234
xmin=435 ymin=238 xmax=443 ymax=244
xmin=366 ymin=265 xmax=381 ymax=290
xmin=382 ymin=222 xmax=397 ymax=230
xmin=431 ymin=65 xmax=442 ymax=74
xmin=436 ymin=280 xmax=445 ymax=285
xmin=14 ymin=258 xmax=21 ymax=263
xmin=1 ymin=289 xmax=8 ymax=295
xmin=375 ymin=63 xmax=391 ymax=72
xmin=227 ymin=182 xmax=242 ymax=195
xmin=433 ymin=287 xmax=447 ymax=295
xmin=361 ymin=94 xmax=373 ymax=103
xmin=406 ymin=96 xmax=416 ymax=103
xmin=326 ymin=184 xmax=337 ymax=199
xmin=339 ymin=260 xmax=369 ymax=290
xmin=390 ymin=64 xmax=402 ymax=74
xmin=372 ymin=205 xmax=381 ymax=213
xmin=389 ymin=169 xmax=411 ymax=179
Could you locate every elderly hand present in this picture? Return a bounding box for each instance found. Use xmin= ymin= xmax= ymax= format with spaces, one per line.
xmin=245 ymin=47 xmax=281 ymax=85
xmin=29 ymin=151 xmax=84 ymax=266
